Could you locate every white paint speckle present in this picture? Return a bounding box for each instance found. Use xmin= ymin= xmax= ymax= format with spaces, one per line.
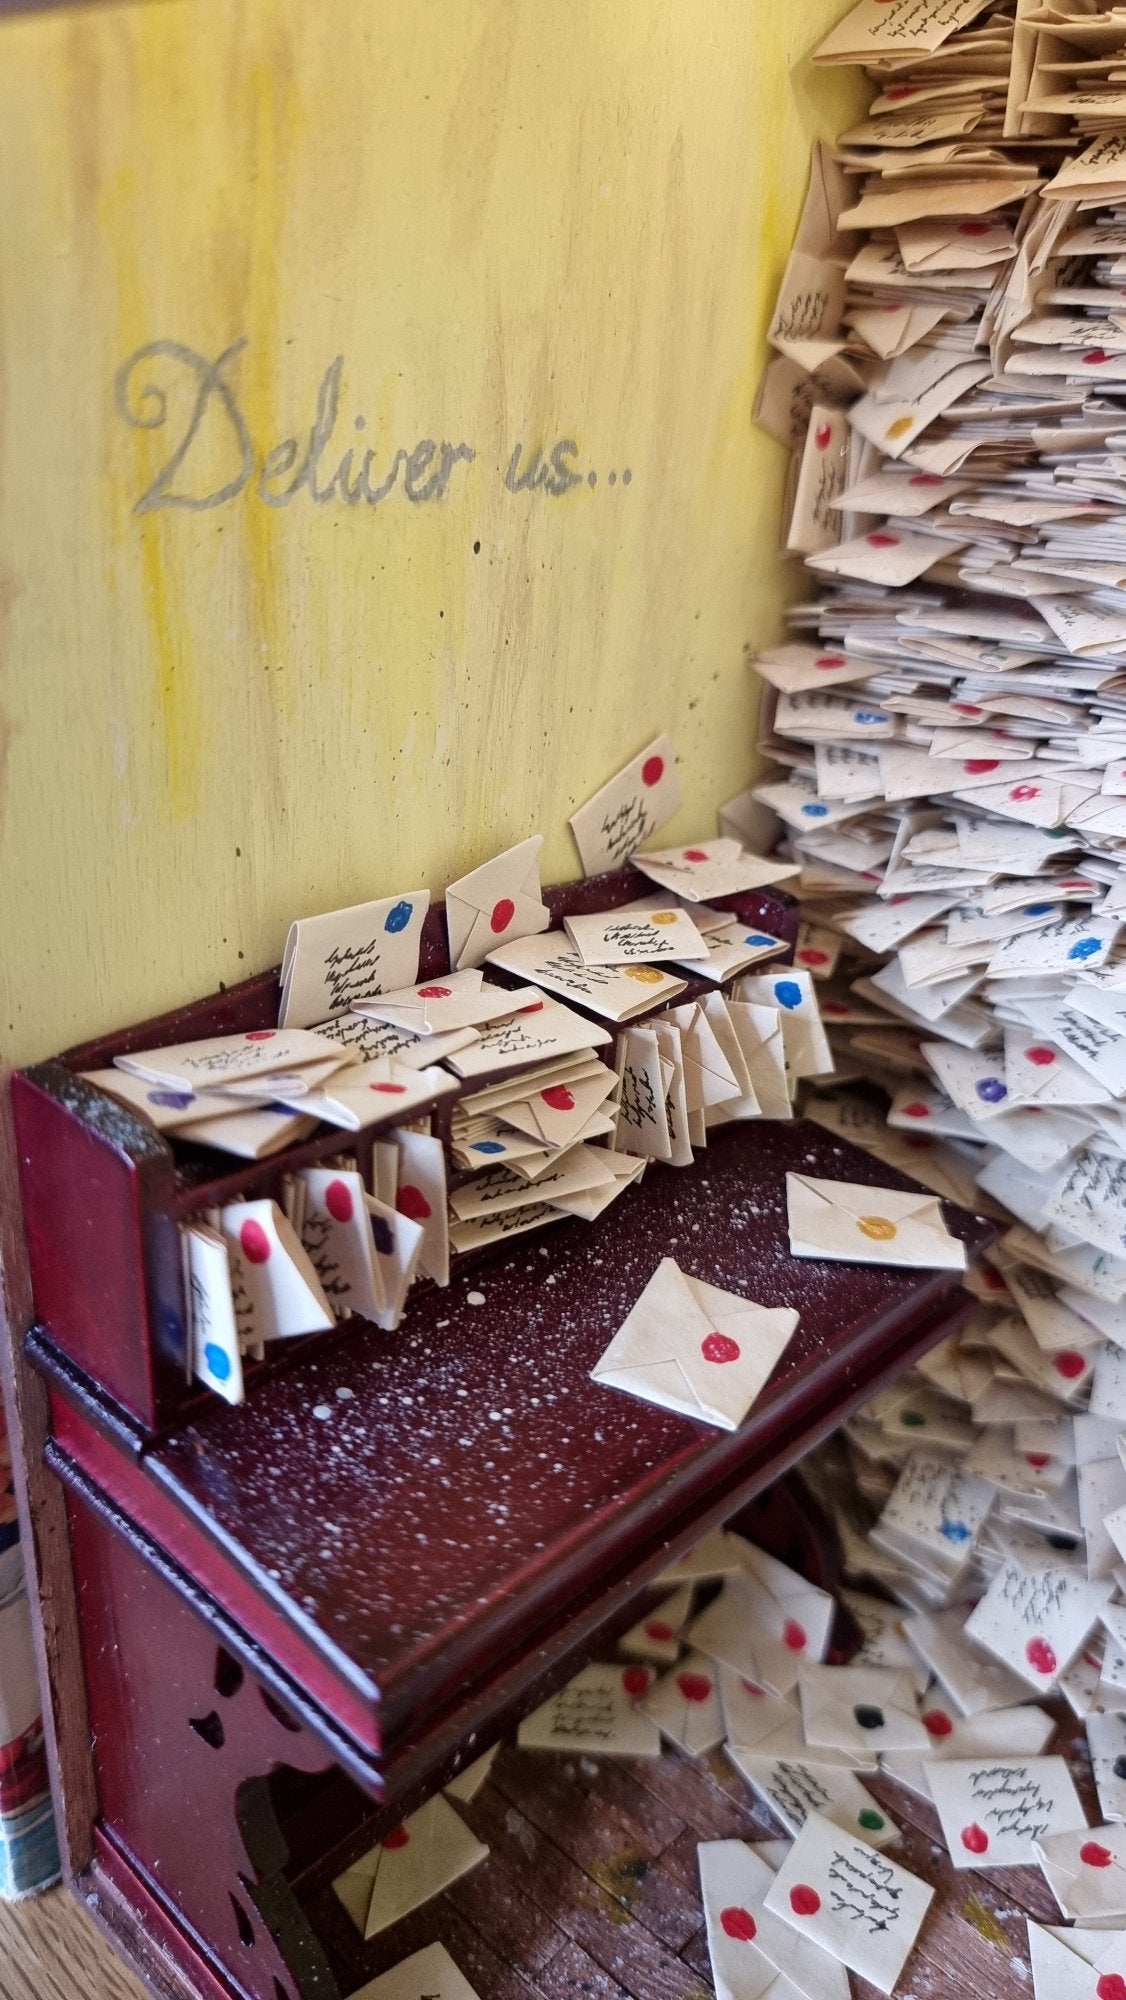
xmin=312 ymin=1404 xmax=333 ymax=1420
xmin=467 ymin=1290 xmax=486 ymax=1306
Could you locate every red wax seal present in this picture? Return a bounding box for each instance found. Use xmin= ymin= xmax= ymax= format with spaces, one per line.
xmin=325 ymin=1179 xmax=354 ymax=1223
xmin=963 ymin=759 xmax=1000 ymax=774
xmin=644 ymin=1621 xmax=675 ymax=1643
xmin=959 ymin=221 xmax=991 ymax=236
xmin=783 ymin=1620 xmax=807 ymax=1653
xmin=961 ymin=1824 xmax=989 ymax=1855
xmin=790 ymin=1885 xmax=821 ymax=1915
xmin=490 ymin=898 xmax=516 ymax=933
xmin=1026 ymin=1453 xmax=1050 ymax=1469
xmin=923 ymin=1710 xmax=953 ymax=1738
xmin=369 ymin=1081 xmax=408 ymax=1093
xmin=1098 ymin=1975 xmax=1126 ymax=2000
xmin=396 ymin=1185 xmax=432 ymax=1222
xmin=866 ymin=532 xmax=899 ymax=548
xmin=1055 ymin=1351 xmax=1085 ymax=1380
xmin=245 ymin=1029 xmax=276 ymax=1041
xmin=642 ymin=755 xmax=665 ymax=786
xmin=417 ymin=985 xmax=451 ymax=999
xmin=798 ymin=948 xmax=829 ymax=966
xmin=677 ymin=1672 xmax=713 ymax=1704
xmin=381 ymin=1825 xmax=410 ymax=1849
xmin=901 ymin=1102 xmax=929 ymax=1119
xmin=1025 ymin=1046 xmax=1055 ymax=1066
xmin=239 ymin=1220 xmax=271 ymax=1264
xmin=684 ymin=848 xmax=709 ymax=862
xmin=1085 ymin=349 xmax=1111 ymax=364
xmin=814 ymin=654 xmax=846 ymax=669
xmin=541 ymin=1084 xmax=576 ymax=1111
xmin=721 ymin=1907 xmax=757 ymax=1941
xmin=1010 ymin=784 xmax=1038 ymax=801
xmin=1082 ymin=1842 xmax=1113 ymax=1868
xmin=1026 ymin=1637 xmax=1057 ymax=1676
xmin=621 ymin=1667 xmax=650 ymax=1698
xmin=815 ymin=422 xmax=832 ymax=450
xmin=701 ymin=1332 xmax=740 ymax=1364
xmin=909 ymin=473 xmax=943 ymax=486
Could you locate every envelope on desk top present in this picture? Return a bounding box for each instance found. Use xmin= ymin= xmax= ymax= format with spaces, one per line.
xmin=445 ymin=834 xmax=550 ymax=970
xmin=498 ymin=1066 xmax=619 ymax=1147
xmin=785 ymin=1173 xmax=966 ymax=1270
xmin=673 ymin=921 xmax=789 ymax=984
xmin=619 ymin=1583 xmax=696 ymax=1665
xmin=175 ymin=1104 xmax=319 ymax=1161
xmin=279 ymin=891 xmax=430 ymax=1028
xmin=444 ymin=995 xmax=613 ymax=1076
xmin=632 ymin=837 xmax=799 ymax=902
xmin=1034 ymin=1823 xmax=1126 ymax=1925
xmin=355 ymin=968 xmax=536 ymax=1036
xmin=485 ymin=931 xmax=687 ymax=1021
xmin=563 ymin=905 xmax=708 ymax=966
xmin=332 ymin=1793 xmax=488 ymax=1940
xmin=698 ymin=1840 xmax=850 ymax=2000
xmin=349 ymin=1943 xmax=482 ymax=2000
xmin=661 ymin=1003 xmax=744 ymax=1113
xmin=115 ymin=1027 xmax=343 ymax=1092
xmin=83 ymin=1066 xmax=251 ymax=1132
xmin=738 ymin=970 xmax=833 ymax=1079
xmin=590 ymin=1258 xmax=799 ymax=1432
xmin=277 ymin=1056 xmax=458 ymax=1132
xmin=451 ymin=1141 xmax=616 ymax=1221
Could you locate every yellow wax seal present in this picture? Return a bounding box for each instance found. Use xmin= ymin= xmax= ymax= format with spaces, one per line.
xmin=652 ymin=911 xmax=677 ymax=926
xmin=858 ymin=1215 xmax=898 ymax=1241
xmin=885 ymin=416 xmax=914 ymax=441
xmin=626 ymin=967 xmax=666 ymax=985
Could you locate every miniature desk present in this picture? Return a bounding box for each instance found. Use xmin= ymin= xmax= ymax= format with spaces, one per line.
xmin=4 ymin=875 xmax=993 ymax=2000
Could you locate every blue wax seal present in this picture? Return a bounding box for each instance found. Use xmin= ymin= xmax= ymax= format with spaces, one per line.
xmin=204 ymin=1344 xmax=231 ymax=1382
xmin=745 ymin=934 xmax=775 ymax=948
xmin=853 ymin=711 xmax=887 ymax=725
xmin=148 ymin=1090 xmax=194 ymax=1110
xmin=384 ymin=899 xmax=413 ymax=933
xmin=371 ymin=1216 xmax=395 ymax=1255
xmin=975 ymin=1077 xmax=1007 ymax=1103
xmin=940 ymin=1520 xmax=970 ymax=1544
xmin=1023 ymin=903 xmax=1053 ymax=916
xmin=801 ymin=803 xmax=829 ymax=818
xmin=773 ymin=980 xmax=802 ymax=1011
xmin=472 ymin=1140 xmax=505 ymax=1155
xmin=1068 ymin=937 xmax=1101 ymax=960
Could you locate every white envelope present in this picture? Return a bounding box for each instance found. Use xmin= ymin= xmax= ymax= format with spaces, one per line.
xmin=640 ymin=1652 xmax=726 ymax=1754
xmin=115 ymin=1027 xmax=343 ymax=1091
xmin=762 ymin=1812 xmax=933 ymax=1996
xmin=619 ymin=1584 xmax=695 ymax=1664
xmin=785 ymin=1173 xmax=967 ymax=1270
xmin=282 ymin=1057 xmax=459 ymax=1132
xmin=738 ymin=971 xmax=833 ymax=1080
xmin=393 ymin=1129 xmax=449 ymax=1288
xmin=445 ymin=835 xmax=551 ymax=970
xmin=184 ymin=1223 xmax=244 ymax=1404
xmin=516 ymin=1662 xmax=661 ymax=1757
xmin=798 ymin=1663 xmax=928 ymax=1757
xmin=365 ymin=1197 xmax=425 ymax=1331
xmin=632 ymin=838 xmax=800 ymax=901
xmin=727 ymin=1749 xmax=898 ymax=1848
xmin=1035 ymin=1823 xmax=1126 ymax=1923
xmin=297 ymin=1168 xmax=385 ymax=1322
xmin=927 ymin=1756 xmax=1087 ymax=1871
xmin=218 ymin=1200 xmax=334 ymax=1343
xmin=568 ymin=736 xmax=682 ymax=875
xmin=1029 ymin=1924 xmax=1126 ymax=2000
xmin=485 ymin=931 xmax=687 ymax=1022
xmin=590 ymin=1259 xmax=799 ymax=1431
xmin=698 ymin=1840 xmax=850 ymax=2000
xmin=563 ymin=905 xmax=707 ymax=966
xmin=348 ymin=1943 xmax=481 ymax=2000
xmin=355 ymin=969 xmax=534 ymax=1035
xmin=690 ymin=1556 xmax=834 ymax=1696
xmin=331 ymin=1793 xmax=488 ymax=1940
xmin=280 ymin=892 xmax=430 ymax=1027
xmin=445 ymin=996 xmax=612 ymax=1076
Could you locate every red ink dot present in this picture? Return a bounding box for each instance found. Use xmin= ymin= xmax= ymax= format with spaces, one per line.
xmin=1026 ymin=1637 xmax=1057 ymax=1676
xmin=1085 ymin=349 xmax=1111 ymax=364
xmin=815 ymin=422 xmax=832 ymax=450
xmin=1082 ymin=1842 xmax=1113 ymax=1868
xmin=961 ymin=1823 xmax=989 ymax=1855
xmin=245 ymin=1030 xmax=276 ymax=1042
xmin=798 ymin=948 xmax=829 ymax=966
xmin=909 ymin=473 xmax=944 ymax=486
xmin=381 ymin=1825 xmax=410 ymax=1850
xmin=621 ymin=1667 xmax=650 ymax=1698
xmin=964 ymin=759 xmax=1000 ymax=774
xmin=790 ymin=1885 xmax=821 ymax=1916
xmin=823 ymin=1002 xmax=848 ymax=1015
xmin=325 ymin=1179 xmax=354 ymax=1224
xmin=1010 ymin=784 xmax=1039 ymax=801
xmin=701 ymin=1332 xmax=741 ymax=1364
xmin=517 ymin=1000 xmax=545 ymax=1013
xmin=641 ymin=755 xmax=665 ymax=786
xmin=902 ymin=1102 xmax=930 ymax=1119
xmin=1056 ymin=1351 xmax=1085 ymax=1380
xmin=417 ymin=985 xmax=451 ymax=999
xmin=684 ymin=848 xmax=709 ymax=862
xmin=1026 ymin=1453 xmax=1050 ymax=1469
xmin=721 ymin=1907 xmax=757 ymax=1941
xmin=397 ymin=1185 xmax=432 ymax=1222
xmin=1097 ymin=1976 xmax=1126 ymax=2000
xmin=541 ymin=1084 xmax=575 ymax=1111
xmin=814 ymin=654 xmax=846 ymax=670
xmin=369 ymin=1081 xmax=408 ymax=1093
xmin=1025 ymin=1046 xmax=1055 ymax=1066
xmin=239 ymin=1220 xmax=271 ymax=1264
xmin=783 ymin=1620 xmax=807 ymax=1653
xmin=866 ymin=532 xmax=899 ymax=548
xmin=959 ymin=221 xmax=991 ymax=236
xmin=886 ymin=83 xmax=918 ymax=97
xmin=677 ymin=1671 xmax=713 ymax=1704
xmin=923 ymin=1710 xmax=953 ymax=1738
xmin=741 ymin=1679 xmax=766 ymax=1696
xmin=644 ymin=1620 xmax=675 ymax=1643
xmin=952 ymin=703 xmax=982 ymax=716
xmin=490 ymin=898 xmax=515 ymax=933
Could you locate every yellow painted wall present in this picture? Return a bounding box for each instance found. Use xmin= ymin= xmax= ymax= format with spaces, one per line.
xmin=0 ymin=0 xmax=860 ymax=1067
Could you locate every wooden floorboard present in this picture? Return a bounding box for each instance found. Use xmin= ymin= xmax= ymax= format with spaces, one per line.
xmin=0 ymin=1713 xmax=1096 ymax=1999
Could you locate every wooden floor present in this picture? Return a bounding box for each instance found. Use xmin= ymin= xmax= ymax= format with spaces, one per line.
xmin=1 ymin=1712 xmax=1093 ymax=2000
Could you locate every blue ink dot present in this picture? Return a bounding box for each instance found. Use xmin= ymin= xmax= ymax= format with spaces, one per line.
xmin=148 ymin=1090 xmax=194 ymax=1110
xmin=940 ymin=1520 xmax=970 ymax=1545
xmin=1048 ymin=829 xmax=1068 ymax=839
xmin=371 ymin=1217 xmax=395 ymax=1255
xmin=266 ymin=1102 xmax=295 ymax=1116
xmin=744 ymin=934 xmax=775 ymax=948
xmin=384 ymin=900 xmax=413 ymax=934
xmin=853 ymin=711 xmax=887 ymax=726
xmin=975 ymin=1077 xmax=1007 ymax=1103
xmin=472 ymin=1140 xmax=505 ymax=1155
xmin=203 ymin=1344 xmax=231 ymax=1382
xmin=1023 ymin=904 xmax=1053 ymax=917
xmin=1068 ymin=937 xmax=1101 ymax=960
xmin=774 ymin=981 xmax=803 ymax=1011
xmin=801 ymin=803 xmax=829 ymax=818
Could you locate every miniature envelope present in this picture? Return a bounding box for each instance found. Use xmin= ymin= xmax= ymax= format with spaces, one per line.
xmin=331 ymin=1793 xmax=488 ymax=1939
xmin=590 ymin=1259 xmax=799 ymax=1432
xmin=365 ymin=1197 xmax=425 ymax=1331
xmin=728 ymin=1749 xmax=899 ymax=1849
xmin=279 ymin=892 xmax=430 ymax=1027
xmin=449 ymin=1204 xmax=557 ymax=1255
xmin=1035 ymin=1823 xmax=1126 ymax=1924
xmin=753 ymin=644 xmax=875 ymax=695
xmin=965 ymin=1559 xmax=1114 ymax=1693
xmin=718 ymin=1671 xmax=802 ymax=1754
xmin=445 ymin=835 xmax=550 ymax=970
xmin=443 ymin=1744 xmax=498 ymax=1805
xmin=297 ymin=1169 xmax=385 ymax=1322
xmin=657 ymin=1528 xmax=749 ymax=1584
xmin=218 ymin=1201 xmax=334 ymax=1343
xmin=880 ymin=1706 xmax=1057 ymax=1803
xmin=445 ymin=996 xmax=612 ymax=1076
xmin=517 ymin=1662 xmax=661 ymax=1756
xmin=563 ymin=906 xmax=707 ymax=966
xmin=739 ymin=971 xmax=833 ymax=1080
xmin=175 ymin=1104 xmax=319 ymax=1161
xmin=673 ymin=922 xmax=789 ymax=984
xmin=698 ymin=1840 xmax=850 ymax=2000
xmin=498 ymin=1067 xmax=618 ymax=1148
xmin=1029 ymin=1925 xmax=1126 ymax=2000
xmin=452 ymin=1143 xmax=616 ymax=1221
xmin=662 ymin=1004 xmax=744 ymax=1113
xmin=763 ymin=1812 xmax=933 ymax=1996
xmin=785 ymin=1173 xmax=966 ymax=1271
xmin=874 ymin=1454 xmax=995 ymax=1582
xmin=928 ymin=1756 xmax=1087 ymax=1872
xmin=184 ymin=1224 xmax=244 ymax=1405
xmin=632 ymin=838 xmax=799 ymax=902
xmin=690 ymin=1557 xmax=833 ymax=1696
xmin=83 ymin=1068 xmax=251 ymax=1132
xmin=568 ymin=736 xmax=682 ymax=876
xmin=640 ymin=1653 xmax=726 ymax=1754
xmin=116 ymin=1027 xmax=343 ymax=1091
xmin=348 ymin=1943 xmax=481 ymax=2000
xmin=798 ymin=1665 xmax=928 ymax=1757
xmin=356 ymin=969 xmax=533 ymax=1036
xmin=720 ymin=1002 xmax=791 ymax=1121
xmin=485 ymin=932 xmax=687 ymax=1022
xmin=619 ymin=1584 xmax=695 ymax=1664
xmin=283 ymin=1057 xmax=459 ymax=1133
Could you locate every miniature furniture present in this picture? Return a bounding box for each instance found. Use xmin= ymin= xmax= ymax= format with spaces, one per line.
xmin=4 ymin=869 xmax=993 ymax=2000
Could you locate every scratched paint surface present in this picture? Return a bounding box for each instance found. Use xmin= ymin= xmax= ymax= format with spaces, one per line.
xmin=0 ymin=0 xmax=861 ymax=1065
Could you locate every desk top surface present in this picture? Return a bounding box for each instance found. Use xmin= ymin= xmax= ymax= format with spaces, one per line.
xmin=144 ymin=1119 xmax=991 ymax=1751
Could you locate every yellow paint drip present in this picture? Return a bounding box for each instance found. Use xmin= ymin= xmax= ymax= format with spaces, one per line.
xmin=962 ymin=1894 xmax=1013 ymax=1951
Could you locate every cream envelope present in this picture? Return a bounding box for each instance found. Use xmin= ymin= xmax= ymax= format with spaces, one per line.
xmin=718 ymin=1670 xmax=802 ymax=1753
xmin=445 ymin=835 xmax=550 ymax=970
xmin=1004 ymin=1031 xmax=1114 ymax=1111
xmin=282 ymin=1057 xmax=459 ymax=1133
xmin=393 ymin=1130 xmax=449 ymax=1288
xmin=690 ymin=1560 xmax=833 ymax=1697
xmin=448 ymin=1204 xmax=558 ymax=1255
xmin=451 ymin=1142 xmax=615 ymax=1222
xmin=671 ymin=922 xmax=789 ymax=984
xmin=662 ymin=1003 xmax=743 ymax=1112
xmin=445 ymin=996 xmax=612 ymax=1077
xmin=218 ymin=1201 xmax=334 ymax=1343
xmin=590 ymin=1258 xmax=799 ymax=1432
xmin=928 ymin=1757 xmax=1087 ymax=1872
xmin=443 ymin=1744 xmax=498 ymax=1805
xmin=207 ymin=1052 xmax=353 ymax=1100
xmin=815 ymin=0 xmax=987 ymax=61
xmin=175 ymin=1104 xmax=319 ymax=1161
xmin=279 ymin=892 xmax=430 ymax=1027
xmin=497 ymin=1067 xmax=618 ymax=1148
xmin=964 ymin=1559 xmax=1113 ymax=1693
xmin=115 ymin=1027 xmax=343 ymax=1091
xmin=807 ymin=528 xmax=964 ymax=587
xmin=720 ymin=1002 xmax=791 ymax=1121
xmin=1035 ymin=1823 xmax=1126 ymax=1924
xmin=640 ymin=1652 xmax=726 ymax=1755
xmin=653 ymin=1020 xmax=694 ymax=1168
xmin=568 ymin=735 xmax=682 ymax=876
xmin=763 ymin=1814 xmax=933 ymax=1997
xmin=619 ymin=1584 xmax=695 ymax=1664
xmin=348 ymin=1943 xmax=481 ymax=2000
xmin=632 ymin=838 xmax=799 ymax=902
xmin=184 ymin=1223 xmax=244 ymax=1405
xmin=728 ymin=1750 xmax=900 ymax=1850
xmin=798 ymin=1664 xmax=928 ymax=1757
xmin=356 ymin=969 xmax=535 ymax=1036
xmin=83 ymin=1067 xmax=252 ymax=1131
xmin=365 ymin=1197 xmax=425 ymax=1332
xmin=516 ymin=1662 xmax=661 ymax=1756
xmin=738 ymin=971 xmax=833 ymax=1080
xmin=313 ymin=1009 xmax=479 ymax=1070
xmin=657 ymin=1528 xmax=750 ymax=1585
xmin=331 ymin=1793 xmax=488 ymax=1940
xmin=1029 ymin=1924 xmax=1126 ymax=2000
xmin=485 ymin=932 xmax=686 ymax=1022
xmin=785 ymin=1173 xmax=966 ymax=1271
xmin=698 ymin=1840 xmax=850 ymax=2000
xmin=563 ymin=905 xmax=707 ymax=966
xmin=880 ymin=1705 xmax=1057 ymax=1802
xmin=297 ymin=1168 xmax=385 ymax=1322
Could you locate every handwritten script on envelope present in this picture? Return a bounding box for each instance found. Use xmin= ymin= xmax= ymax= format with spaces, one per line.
xmin=568 ymin=736 xmax=682 ymax=876
xmin=279 ymin=892 xmax=430 ymax=1027
xmin=591 ymin=1258 xmax=799 ymax=1430
xmin=785 ymin=1173 xmax=967 ymax=1270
